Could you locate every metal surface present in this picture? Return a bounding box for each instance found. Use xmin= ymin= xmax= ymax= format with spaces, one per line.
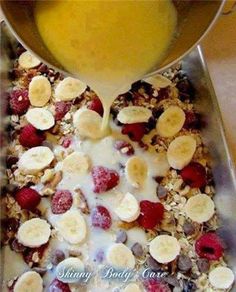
xmin=1 ymin=23 xmax=236 ymax=290
xmin=0 ymin=0 xmax=225 ymax=78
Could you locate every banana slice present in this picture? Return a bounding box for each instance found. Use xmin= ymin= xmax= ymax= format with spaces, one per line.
xmin=26 ymin=108 xmax=55 ymax=130
xmin=149 ymin=235 xmax=181 ymax=264
xmin=156 ymin=106 xmax=185 ymax=138
xmin=56 ymin=257 xmax=84 ymax=283
xmin=56 ymin=210 xmax=87 ymax=244
xmin=62 ymin=152 xmax=90 ymax=175
xmin=18 ymin=146 xmax=54 ymax=174
xmin=14 ymin=271 xmax=43 ymax=292
xmin=17 ymin=218 xmax=51 ymax=248
xmin=73 ymin=108 xmax=103 ymax=139
xmin=125 ymin=156 xmax=148 ymax=188
xmin=209 ymin=266 xmax=234 ymax=289
xmin=144 ymin=74 xmax=172 ymax=89
xmin=18 ymin=51 xmax=41 ymax=69
xmin=55 ymin=77 xmax=87 ymax=101
xmin=123 ymin=283 xmax=142 ymax=292
xmin=115 ymin=192 xmax=140 ymax=223
xmin=29 ymin=76 xmax=51 ymax=107
xmin=184 ymin=193 xmax=215 ymax=223
xmin=117 ymin=106 xmax=152 ymax=124
xmin=153 ymin=152 xmax=170 ymax=177
xmin=107 ymin=243 xmax=135 ymax=269
xmin=167 ymin=135 xmax=196 ymax=170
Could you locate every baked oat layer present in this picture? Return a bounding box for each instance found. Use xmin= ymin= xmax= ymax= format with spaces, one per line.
xmin=1 ymin=45 xmax=235 ymax=292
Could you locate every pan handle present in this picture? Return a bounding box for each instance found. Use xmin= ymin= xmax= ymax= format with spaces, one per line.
xmin=222 ymin=1 xmax=236 ymax=15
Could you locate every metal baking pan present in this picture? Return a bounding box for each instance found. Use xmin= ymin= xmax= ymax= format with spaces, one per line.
xmin=1 ymin=22 xmax=236 ymax=291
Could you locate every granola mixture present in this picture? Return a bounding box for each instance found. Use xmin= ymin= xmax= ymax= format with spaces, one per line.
xmin=1 ymin=44 xmax=234 ymax=292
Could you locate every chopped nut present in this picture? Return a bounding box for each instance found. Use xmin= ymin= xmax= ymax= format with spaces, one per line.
xmin=73 ymin=188 xmax=90 ymax=214
xmin=41 ymin=169 xmax=55 ymax=184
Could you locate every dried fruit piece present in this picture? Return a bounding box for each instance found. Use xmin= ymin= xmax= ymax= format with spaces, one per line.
xmin=15 ymin=187 xmax=41 ymax=211
xmin=121 ymin=123 xmax=146 ymax=142
xmin=114 ymin=140 xmax=134 ymax=156
xmin=9 ymin=89 xmax=30 ymax=115
xmin=88 ymin=96 xmax=104 ymax=116
xmin=48 ymin=278 xmax=71 ymax=292
xmin=180 ymin=162 xmax=207 ymax=188
xmin=19 ymin=124 xmax=45 ymax=148
xmin=91 ymin=166 xmax=119 ymax=193
xmin=138 ymin=200 xmax=164 ymax=229
xmin=55 ymin=101 xmax=72 ymax=121
xmin=91 ymin=205 xmax=112 ymax=230
xmin=51 ymin=190 xmax=73 ymax=214
xmin=143 ymin=278 xmax=171 ymax=292
xmin=195 ymin=233 xmax=223 ymax=260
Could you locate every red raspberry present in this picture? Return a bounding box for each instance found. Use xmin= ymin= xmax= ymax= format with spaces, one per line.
xmin=55 ymin=101 xmax=72 ymax=121
xmin=9 ymin=89 xmax=30 ymax=115
xmin=48 ymin=278 xmax=71 ymax=292
xmin=19 ymin=124 xmax=45 ymax=148
xmin=195 ymin=233 xmax=223 ymax=260
xmin=143 ymin=279 xmax=171 ymax=292
xmin=114 ymin=140 xmax=134 ymax=156
xmin=15 ymin=187 xmax=41 ymax=211
xmin=121 ymin=123 xmax=146 ymax=142
xmin=180 ymin=162 xmax=207 ymax=188
xmin=138 ymin=200 xmax=164 ymax=229
xmin=88 ymin=96 xmax=104 ymax=116
xmin=92 ymin=166 xmax=120 ymax=193
xmin=91 ymin=205 xmax=112 ymax=230
xmin=51 ymin=190 xmax=73 ymax=214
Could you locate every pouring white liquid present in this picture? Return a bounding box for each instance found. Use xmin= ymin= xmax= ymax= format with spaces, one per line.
xmin=34 ymin=0 xmax=177 ymax=134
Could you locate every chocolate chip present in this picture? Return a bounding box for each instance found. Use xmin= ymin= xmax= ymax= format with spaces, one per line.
xmin=2 ymin=218 xmax=20 ymax=233
xmin=115 ymin=230 xmax=127 ymax=244
xmin=157 ymin=185 xmax=168 ymax=199
xmin=131 ymin=243 xmax=143 ymax=257
xmin=183 ymin=280 xmax=197 ymax=292
xmin=177 ymin=255 xmax=192 ymax=272
xmin=146 ymin=255 xmax=161 ymax=271
xmin=6 ymin=156 xmax=19 ymax=168
xmin=51 ymin=249 xmax=65 ymax=265
xmin=95 ymin=249 xmax=105 ymax=263
xmin=10 ymin=238 xmax=26 ymax=253
xmin=183 ymin=221 xmax=195 ymax=236
xmin=196 ymin=258 xmax=210 ymax=273
xmin=164 ymin=275 xmax=180 ymax=287
xmin=32 ymin=267 xmax=47 ymax=276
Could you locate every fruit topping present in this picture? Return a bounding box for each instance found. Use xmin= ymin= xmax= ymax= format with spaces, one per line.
xmin=143 ymin=278 xmax=171 ymax=292
xmin=55 ymin=101 xmax=72 ymax=121
xmin=9 ymin=89 xmax=30 ymax=115
xmin=48 ymin=278 xmax=71 ymax=292
xmin=180 ymin=162 xmax=207 ymax=188
xmin=19 ymin=124 xmax=45 ymax=148
xmin=91 ymin=205 xmax=112 ymax=230
xmin=138 ymin=200 xmax=164 ymax=229
xmin=195 ymin=233 xmax=223 ymax=260
xmin=91 ymin=166 xmax=119 ymax=193
xmin=15 ymin=187 xmax=41 ymax=211
xmin=121 ymin=123 xmax=146 ymax=142
xmin=114 ymin=140 xmax=134 ymax=156
xmin=88 ymin=96 xmax=104 ymax=116
xmin=51 ymin=190 xmax=73 ymax=214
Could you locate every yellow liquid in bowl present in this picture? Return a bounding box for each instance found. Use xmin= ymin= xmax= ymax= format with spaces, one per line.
xmin=34 ymin=0 xmax=177 ymax=131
